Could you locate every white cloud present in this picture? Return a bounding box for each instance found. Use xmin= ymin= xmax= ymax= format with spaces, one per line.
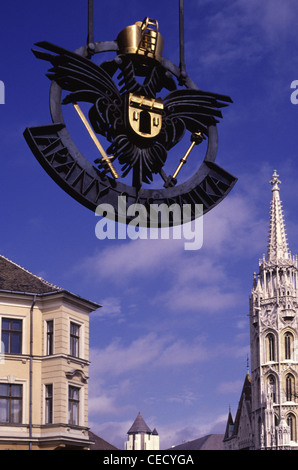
xmin=79 ymin=237 xmax=184 ymax=282
xmin=88 ymin=376 xmax=134 ymax=418
xmin=238 ymin=0 xmax=298 ymax=41
xmin=88 ymin=418 xmax=130 ymax=449
xmin=167 ymin=390 xmax=198 ymax=406
xmin=90 ymin=333 xmax=165 ymax=376
xmin=159 ymin=337 xmax=209 ymax=366
xmin=217 ymin=379 xmax=244 ymax=395
xmin=187 ymin=0 xmax=298 ymax=72
xmin=157 ymin=413 xmax=229 ymax=449
xmin=87 ymin=332 xmax=249 ymax=447
xmin=92 ymin=297 xmax=123 ymax=322
xmin=89 ymin=333 xmax=210 ymax=377
xmin=155 ymin=282 xmax=242 ymax=314
xmin=89 ymin=394 xmax=118 ymax=415
xmin=73 ymin=170 xmax=269 ymax=319
xmin=77 ymin=184 xmax=267 ymax=280
xmin=89 ymin=412 xmax=229 ymax=450
xmin=203 ymin=192 xmax=267 ymax=256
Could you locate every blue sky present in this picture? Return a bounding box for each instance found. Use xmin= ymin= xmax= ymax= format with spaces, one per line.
xmin=1 ymin=0 xmax=298 ymax=449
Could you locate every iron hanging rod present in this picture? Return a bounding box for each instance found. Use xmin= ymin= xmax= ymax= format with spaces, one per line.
xmin=179 ymin=0 xmax=186 ymax=78
xmin=87 ymin=0 xmax=94 ymax=45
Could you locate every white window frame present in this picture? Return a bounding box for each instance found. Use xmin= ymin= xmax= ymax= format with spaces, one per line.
xmin=69 ymin=318 xmax=85 ymax=359
xmin=0 ymin=377 xmax=28 ymax=424
xmin=0 ymin=314 xmax=27 ymax=355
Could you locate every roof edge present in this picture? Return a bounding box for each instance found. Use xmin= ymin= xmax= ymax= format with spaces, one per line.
xmin=0 ymin=254 xmax=61 ymax=291
xmin=0 ymin=288 xmax=101 ymax=311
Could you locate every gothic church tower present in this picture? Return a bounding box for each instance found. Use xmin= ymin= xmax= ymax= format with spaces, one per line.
xmin=250 ymin=171 xmax=298 ymax=449
xmin=224 ymin=171 xmax=298 ymax=450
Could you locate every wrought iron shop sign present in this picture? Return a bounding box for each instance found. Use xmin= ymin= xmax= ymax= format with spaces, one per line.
xmin=24 ymin=15 xmax=236 ymax=227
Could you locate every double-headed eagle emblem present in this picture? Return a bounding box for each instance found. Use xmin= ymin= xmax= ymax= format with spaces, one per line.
xmin=24 ymin=17 xmax=236 ymax=226
xmin=32 ymin=18 xmax=232 ymax=189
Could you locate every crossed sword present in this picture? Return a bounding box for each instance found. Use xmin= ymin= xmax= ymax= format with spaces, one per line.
xmin=73 ymin=102 xmax=203 ymax=184
xmin=73 ymin=103 xmax=119 ymax=179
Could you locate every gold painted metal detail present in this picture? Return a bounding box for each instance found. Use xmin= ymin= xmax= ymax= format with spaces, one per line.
xmin=73 ymin=103 xmax=119 ymax=179
xmin=128 ymin=93 xmax=163 ymax=138
xmin=172 ymin=132 xmax=203 ymax=179
xmin=117 ymin=17 xmax=164 ymax=62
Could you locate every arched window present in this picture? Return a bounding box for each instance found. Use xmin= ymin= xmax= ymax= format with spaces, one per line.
xmin=275 ymin=414 xmax=279 ymax=427
xmin=268 ymin=375 xmax=276 ymax=402
xmin=285 ymin=332 xmax=294 ymax=360
xmin=266 ymin=333 xmax=275 ymax=362
xmin=286 ymin=374 xmax=295 ymax=401
xmin=287 ymin=413 xmax=297 ymax=441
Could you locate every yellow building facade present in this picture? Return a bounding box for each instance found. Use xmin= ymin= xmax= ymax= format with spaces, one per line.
xmin=0 ymin=255 xmax=100 ymax=450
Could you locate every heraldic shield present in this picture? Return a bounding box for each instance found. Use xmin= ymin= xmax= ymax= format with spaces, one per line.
xmin=127 ymin=93 xmax=164 ymax=140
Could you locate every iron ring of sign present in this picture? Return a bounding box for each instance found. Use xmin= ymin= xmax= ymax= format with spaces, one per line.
xmin=47 ymin=41 xmax=229 ymax=227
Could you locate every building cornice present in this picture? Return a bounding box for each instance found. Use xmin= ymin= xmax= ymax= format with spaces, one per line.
xmin=0 ymin=289 xmax=101 ymax=313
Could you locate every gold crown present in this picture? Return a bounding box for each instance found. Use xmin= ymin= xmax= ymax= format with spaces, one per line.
xmin=117 ymin=17 xmax=164 ymax=62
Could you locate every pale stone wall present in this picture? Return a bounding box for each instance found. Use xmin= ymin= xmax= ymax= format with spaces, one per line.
xmin=0 ymin=290 xmax=95 ymax=449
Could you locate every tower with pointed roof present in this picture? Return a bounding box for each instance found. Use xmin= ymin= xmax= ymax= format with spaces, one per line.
xmin=224 ymin=171 xmax=298 ymax=450
xmin=124 ymin=412 xmax=159 ymax=450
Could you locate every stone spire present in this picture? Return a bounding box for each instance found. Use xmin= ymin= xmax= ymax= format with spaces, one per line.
xmin=225 ymin=171 xmax=298 ymax=451
xmin=267 ymin=170 xmax=289 ymax=262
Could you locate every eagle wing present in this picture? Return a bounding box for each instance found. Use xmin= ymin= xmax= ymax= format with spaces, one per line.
xmin=159 ymin=88 xmax=233 ymax=150
xmin=32 ymin=41 xmax=123 ymax=138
